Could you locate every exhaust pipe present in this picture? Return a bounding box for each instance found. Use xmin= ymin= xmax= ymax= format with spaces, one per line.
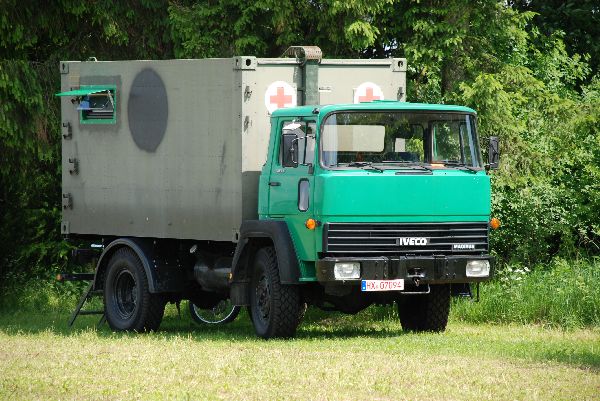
xmin=193 ymin=255 xmax=232 ymax=293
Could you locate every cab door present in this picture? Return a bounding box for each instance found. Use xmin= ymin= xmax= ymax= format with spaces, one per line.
xmin=268 ymin=118 xmax=316 ymax=215
xmin=267 ymin=118 xmax=317 ymax=259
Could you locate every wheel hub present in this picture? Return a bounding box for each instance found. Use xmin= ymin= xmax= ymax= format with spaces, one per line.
xmin=114 ymin=270 xmax=137 ymax=319
xmin=256 ymin=273 xmax=270 ymax=320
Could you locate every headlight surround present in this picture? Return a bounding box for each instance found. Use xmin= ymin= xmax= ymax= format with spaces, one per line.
xmin=334 ymin=262 xmax=361 ymax=280
xmin=466 ymin=260 xmax=490 ymax=277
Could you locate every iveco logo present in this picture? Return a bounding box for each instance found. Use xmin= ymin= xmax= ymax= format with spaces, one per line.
xmin=453 ymin=244 xmax=476 ymax=250
xmin=396 ymin=237 xmax=428 ymax=246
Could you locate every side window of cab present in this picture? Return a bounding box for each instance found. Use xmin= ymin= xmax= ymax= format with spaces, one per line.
xmin=280 ymin=120 xmax=316 ymax=167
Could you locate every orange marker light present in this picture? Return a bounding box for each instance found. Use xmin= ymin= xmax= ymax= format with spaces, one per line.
xmin=490 ymin=217 xmax=501 ymax=230
xmin=305 ymin=218 xmax=317 ymax=230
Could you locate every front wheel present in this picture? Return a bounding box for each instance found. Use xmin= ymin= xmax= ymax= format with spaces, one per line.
xmin=103 ymin=248 xmax=165 ymax=332
xmin=249 ymin=247 xmax=303 ymax=339
xmin=397 ymin=284 xmax=450 ymax=332
xmin=189 ymin=299 xmax=240 ymax=325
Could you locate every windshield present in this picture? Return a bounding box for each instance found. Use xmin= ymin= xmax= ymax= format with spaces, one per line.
xmin=321 ymin=111 xmax=482 ymax=169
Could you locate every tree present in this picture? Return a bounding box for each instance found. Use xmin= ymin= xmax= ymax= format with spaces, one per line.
xmin=511 ymin=0 xmax=600 ymax=78
xmin=1 ymin=0 xmax=599 ymax=290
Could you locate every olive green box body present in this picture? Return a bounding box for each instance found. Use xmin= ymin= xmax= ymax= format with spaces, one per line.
xmin=59 ymin=57 xmax=406 ymax=241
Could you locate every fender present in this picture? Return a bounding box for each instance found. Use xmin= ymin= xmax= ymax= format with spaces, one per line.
xmin=93 ymin=237 xmax=174 ymax=293
xmin=231 ymin=220 xmax=301 ymax=286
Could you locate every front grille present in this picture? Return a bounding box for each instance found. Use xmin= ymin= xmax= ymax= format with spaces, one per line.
xmin=323 ymin=222 xmax=488 ymax=256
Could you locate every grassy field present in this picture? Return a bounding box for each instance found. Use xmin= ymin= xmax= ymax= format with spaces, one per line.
xmin=0 ymin=304 xmax=598 ymax=400
xmin=453 ymin=258 xmax=600 ymax=328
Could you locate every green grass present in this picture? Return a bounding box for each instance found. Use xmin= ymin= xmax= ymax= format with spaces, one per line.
xmin=454 ymin=257 xmax=600 ymax=328
xmin=4 ymin=257 xmax=599 ymax=328
xmin=1 ymin=258 xmax=599 ymax=399
xmin=0 ymin=306 xmax=599 ymax=400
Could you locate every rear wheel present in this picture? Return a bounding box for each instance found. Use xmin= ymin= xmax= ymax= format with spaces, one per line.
xmin=249 ymin=247 xmax=303 ymax=339
xmin=397 ymin=284 xmax=450 ymax=332
xmin=103 ymin=248 xmax=165 ymax=332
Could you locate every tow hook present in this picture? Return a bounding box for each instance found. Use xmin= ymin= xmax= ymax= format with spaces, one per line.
xmin=407 ymin=268 xmax=426 ymax=287
xmin=400 ymin=270 xmax=431 ymax=295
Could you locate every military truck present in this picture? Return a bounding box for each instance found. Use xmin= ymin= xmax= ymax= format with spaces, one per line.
xmin=57 ymin=46 xmax=499 ymax=338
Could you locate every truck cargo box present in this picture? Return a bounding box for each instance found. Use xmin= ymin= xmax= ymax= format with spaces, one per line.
xmin=58 ymin=55 xmax=406 ymax=241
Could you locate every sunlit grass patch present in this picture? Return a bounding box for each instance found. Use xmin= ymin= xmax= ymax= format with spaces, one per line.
xmin=0 ymin=308 xmax=598 ymax=401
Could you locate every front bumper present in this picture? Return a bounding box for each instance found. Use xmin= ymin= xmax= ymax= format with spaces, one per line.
xmin=316 ymin=255 xmax=493 ymax=284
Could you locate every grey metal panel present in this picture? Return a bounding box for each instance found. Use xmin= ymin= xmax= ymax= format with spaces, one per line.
xmin=318 ymin=58 xmax=407 ymax=105
xmin=61 ymin=59 xmax=243 ymax=241
xmin=256 ymin=59 xmax=299 ymax=65
xmin=60 ymin=56 xmax=407 ymax=242
xmin=240 ymin=60 xmax=302 ymax=224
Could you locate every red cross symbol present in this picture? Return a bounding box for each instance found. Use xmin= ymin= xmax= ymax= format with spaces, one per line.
xmin=270 ymin=87 xmax=293 ymax=108
xmin=358 ymin=87 xmax=381 ymax=102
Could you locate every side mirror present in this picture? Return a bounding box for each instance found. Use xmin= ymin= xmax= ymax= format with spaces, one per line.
xmin=488 ymin=136 xmax=499 ymax=169
xmin=282 ymin=133 xmax=298 ymax=167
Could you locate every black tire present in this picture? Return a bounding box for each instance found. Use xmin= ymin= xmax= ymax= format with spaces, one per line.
xmin=189 ymin=300 xmax=241 ymax=325
xmin=397 ymin=284 xmax=450 ymax=332
xmin=249 ymin=247 xmax=303 ymax=339
xmin=103 ymin=248 xmax=165 ymax=332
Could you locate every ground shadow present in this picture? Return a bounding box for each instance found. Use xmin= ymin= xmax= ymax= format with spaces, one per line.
xmin=1 ymin=308 xmax=598 ymax=371
xmin=0 ymin=306 xmax=407 ymax=341
xmin=538 ymin=348 xmax=600 ymax=370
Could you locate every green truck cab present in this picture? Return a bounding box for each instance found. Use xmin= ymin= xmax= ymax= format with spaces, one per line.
xmin=58 ymin=49 xmax=498 ymax=338
xmin=230 ymin=101 xmax=495 ymax=337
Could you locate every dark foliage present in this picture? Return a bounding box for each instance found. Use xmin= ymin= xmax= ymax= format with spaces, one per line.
xmin=0 ymin=1 xmax=598 ymax=290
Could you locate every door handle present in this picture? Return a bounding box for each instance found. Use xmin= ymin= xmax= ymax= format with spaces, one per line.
xmin=269 ymin=181 xmax=281 ymax=186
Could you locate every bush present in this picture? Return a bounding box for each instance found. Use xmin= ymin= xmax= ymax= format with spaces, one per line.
xmin=0 ymin=272 xmax=89 ymax=313
xmin=453 ymin=258 xmax=600 ymax=328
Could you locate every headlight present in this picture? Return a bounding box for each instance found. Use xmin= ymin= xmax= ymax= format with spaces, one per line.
xmin=466 ymin=260 xmax=490 ymax=277
xmin=334 ymin=262 xmax=361 ymax=280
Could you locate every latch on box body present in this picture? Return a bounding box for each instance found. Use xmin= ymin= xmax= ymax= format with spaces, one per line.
xmin=62 ymin=193 xmax=73 ymax=209
xmin=62 ymin=122 xmax=72 ymax=139
xmin=68 ymin=158 xmax=79 ymax=175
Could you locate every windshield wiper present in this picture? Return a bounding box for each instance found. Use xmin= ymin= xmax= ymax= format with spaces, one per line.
xmin=441 ymin=160 xmax=479 ymax=173
xmin=379 ymin=160 xmax=432 ymax=172
xmin=346 ymin=161 xmax=383 ymax=172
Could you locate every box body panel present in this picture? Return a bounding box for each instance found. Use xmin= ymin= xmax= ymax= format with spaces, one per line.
xmin=60 ymin=57 xmax=406 ymax=241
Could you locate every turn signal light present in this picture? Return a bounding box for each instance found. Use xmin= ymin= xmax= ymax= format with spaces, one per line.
xmin=305 ymin=218 xmax=317 ymax=230
xmin=490 ymin=217 xmax=501 ymax=230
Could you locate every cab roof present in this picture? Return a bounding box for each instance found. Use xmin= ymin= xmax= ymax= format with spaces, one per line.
xmin=271 ymin=101 xmax=477 ymax=118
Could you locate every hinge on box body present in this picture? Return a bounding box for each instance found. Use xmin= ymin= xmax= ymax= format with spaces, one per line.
xmin=62 ymin=122 xmax=72 ymax=139
xmin=397 ymin=87 xmax=405 ymax=100
xmin=68 ymin=158 xmax=79 ymax=175
xmin=62 ymin=193 xmax=73 ymax=210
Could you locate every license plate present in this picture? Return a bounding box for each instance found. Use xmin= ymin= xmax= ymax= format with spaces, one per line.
xmin=361 ymin=279 xmax=405 ymax=292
